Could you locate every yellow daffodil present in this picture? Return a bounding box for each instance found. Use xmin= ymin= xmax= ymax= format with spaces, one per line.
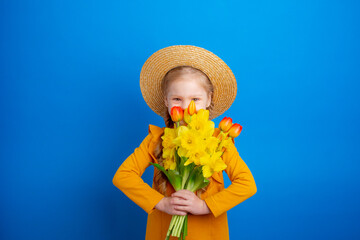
xmin=174 ymin=126 xmax=202 ymax=152
xmin=217 ymin=137 xmax=233 ymax=152
xmin=202 ymin=151 xmax=227 ymax=178
xmin=185 ymin=148 xmax=207 ymax=166
xmin=162 ymin=147 xmax=175 ymax=160
xmin=199 ymin=154 xmax=211 ymax=166
xmin=205 ymin=136 xmax=220 ymax=154
xmin=161 ymin=128 xmax=177 ymax=149
xmin=177 ymin=146 xmax=188 ymax=158
xmin=164 ymin=156 xmax=176 ymax=170
xmin=188 ymin=109 xmax=214 ymax=138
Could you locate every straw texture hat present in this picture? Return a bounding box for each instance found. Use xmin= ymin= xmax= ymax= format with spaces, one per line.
xmin=140 ymin=45 xmax=237 ymax=119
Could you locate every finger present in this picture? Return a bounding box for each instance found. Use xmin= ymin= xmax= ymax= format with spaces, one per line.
xmin=177 ymin=189 xmax=195 ymax=198
xmin=176 ymin=189 xmax=193 ymax=195
xmin=171 ymin=190 xmax=194 ymax=199
xmin=171 ymin=191 xmax=188 ymax=200
xmin=182 ymin=189 xmax=195 ymax=195
xmin=171 ymin=209 xmax=187 ymax=216
xmin=171 ymin=197 xmax=188 ymax=206
xmin=174 ymin=205 xmax=190 ymax=212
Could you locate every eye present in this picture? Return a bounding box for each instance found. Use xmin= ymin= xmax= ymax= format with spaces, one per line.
xmin=192 ymin=98 xmax=200 ymax=101
xmin=173 ymin=98 xmax=181 ymax=101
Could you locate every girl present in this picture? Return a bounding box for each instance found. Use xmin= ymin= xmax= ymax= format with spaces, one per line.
xmin=113 ymin=45 xmax=257 ymax=240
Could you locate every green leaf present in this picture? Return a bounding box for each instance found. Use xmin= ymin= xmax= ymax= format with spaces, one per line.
xmin=149 ymin=162 xmax=168 ymax=177
xmin=149 ymin=162 xmax=182 ymax=191
xmin=175 ymin=149 xmax=181 ymax=172
xmin=167 ymin=170 xmax=182 ymax=191
xmin=184 ymin=215 xmax=188 ymax=237
xmin=197 ymin=178 xmax=210 ymax=190
xmin=185 ymin=166 xmax=210 ymax=192
xmin=181 ymin=162 xmax=195 ymax=189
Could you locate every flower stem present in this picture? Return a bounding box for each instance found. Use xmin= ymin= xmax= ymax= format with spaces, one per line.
xmin=172 ymin=215 xmax=186 ymax=238
xmin=174 ymin=216 xmax=182 ymax=237
xmin=166 ymin=216 xmax=176 ymax=239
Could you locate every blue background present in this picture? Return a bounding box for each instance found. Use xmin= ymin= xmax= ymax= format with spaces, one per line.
xmin=1 ymin=0 xmax=359 ymax=239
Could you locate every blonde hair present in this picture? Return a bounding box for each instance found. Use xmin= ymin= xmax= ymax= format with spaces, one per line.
xmin=153 ymin=66 xmax=213 ymax=197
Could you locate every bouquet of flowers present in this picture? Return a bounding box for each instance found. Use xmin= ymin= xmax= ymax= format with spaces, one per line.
xmin=151 ymin=101 xmax=242 ymax=240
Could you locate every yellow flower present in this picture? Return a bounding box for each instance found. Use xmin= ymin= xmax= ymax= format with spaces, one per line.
xmin=205 ymin=136 xmax=220 ymax=154
xmin=199 ymin=154 xmax=211 ymax=166
xmin=164 ymin=156 xmax=177 ymax=170
xmin=218 ymin=137 xmax=233 ymax=152
xmin=162 ymin=147 xmax=175 ymax=159
xmin=172 ymin=126 xmax=187 ymax=146
xmin=185 ymin=148 xmax=207 ymax=166
xmin=174 ymin=126 xmax=202 ymax=152
xmin=187 ymin=100 xmax=196 ymax=116
xmin=188 ymin=109 xmax=214 ymax=138
xmin=162 ymin=128 xmax=177 ymax=149
xmin=183 ymin=108 xmax=191 ymax=124
xmin=162 ymin=143 xmax=177 ymax=170
xmin=202 ymin=165 xmax=212 ymax=178
xmin=177 ymin=147 xmax=188 ymax=158
xmin=202 ymin=151 xmax=227 ymax=178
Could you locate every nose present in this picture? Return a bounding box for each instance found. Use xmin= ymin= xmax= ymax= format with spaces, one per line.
xmin=181 ymin=100 xmax=190 ymax=110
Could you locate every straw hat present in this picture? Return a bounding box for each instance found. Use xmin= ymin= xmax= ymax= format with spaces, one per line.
xmin=140 ymin=45 xmax=237 ymax=119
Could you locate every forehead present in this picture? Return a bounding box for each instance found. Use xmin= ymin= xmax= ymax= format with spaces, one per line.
xmin=166 ymin=75 xmax=208 ymax=96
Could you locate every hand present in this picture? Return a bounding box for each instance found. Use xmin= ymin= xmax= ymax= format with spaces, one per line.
xmin=154 ymin=197 xmax=187 ymax=216
xmin=170 ymin=190 xmax=211 ymax=215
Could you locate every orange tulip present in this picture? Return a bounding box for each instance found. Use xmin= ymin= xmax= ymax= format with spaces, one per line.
xmin=219 ymin=117 xmax=233 ymax=132
xmin=228 ymin=123 xmax=242 ymax=138
xmin=188 ymin=100 xmax=196 ymax=116
xmin=170 ymin=106 xmax=184 ymax=122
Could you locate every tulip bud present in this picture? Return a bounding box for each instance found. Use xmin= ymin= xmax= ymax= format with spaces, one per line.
xmin=184 ymin=108 xmax=191 ymax=124
xmin=188 ymin=100 xmax=196 ymax=116
xmin=219 ymin=117 xmax=233 ymax=132
xmin=228 ymin=123 xmax=242 ymax=138
xmin=170 ymin=106 xmax=184 ymax=122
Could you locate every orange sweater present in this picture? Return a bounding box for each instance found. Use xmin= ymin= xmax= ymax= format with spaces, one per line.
xmin=113 ymin=125 xmax=257 ymax=240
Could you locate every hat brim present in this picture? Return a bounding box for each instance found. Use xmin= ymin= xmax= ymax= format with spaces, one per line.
xmin=140 ymin=45 xmax=237 ymax=119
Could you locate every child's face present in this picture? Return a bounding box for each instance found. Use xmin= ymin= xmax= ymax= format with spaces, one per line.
xmin=164 ymin=73 xmax=211 ymax=115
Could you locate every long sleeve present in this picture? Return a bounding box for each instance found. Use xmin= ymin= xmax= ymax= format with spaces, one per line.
xmin=204 ymin=142 xmax=257 ymax=218
xmin=112 ymin=133 xmax=164 ymax=214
